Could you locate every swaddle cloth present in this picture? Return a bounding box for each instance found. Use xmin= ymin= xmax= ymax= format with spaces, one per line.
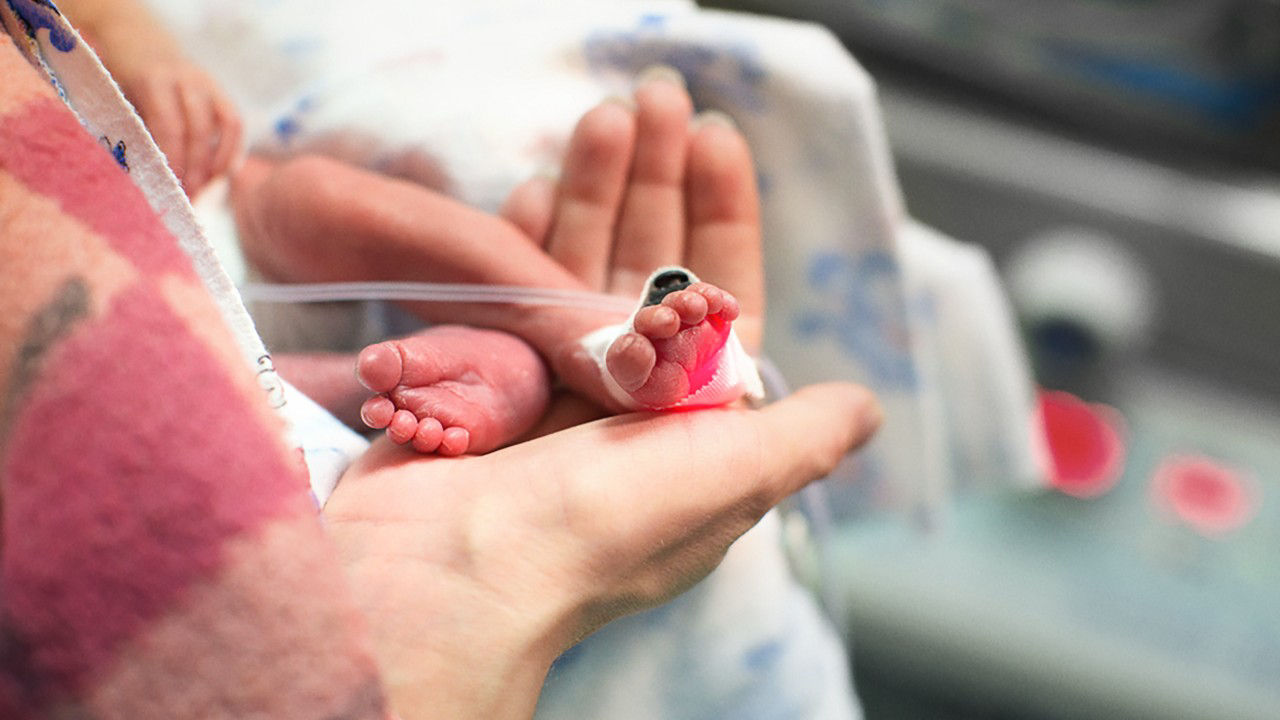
xmin=579 ymin=266 xmax=765 ymax=411
xmin=0 ymin=14 xmax=391 ymax=718
xmin=0 ymin=0 xmax=366 ymax=505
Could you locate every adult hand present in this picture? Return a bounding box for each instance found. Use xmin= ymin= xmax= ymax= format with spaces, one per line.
xmin=324 ymin=382 xmax=882 ymax=720
xmin=501 ymin=68 xmax=763 ymax=350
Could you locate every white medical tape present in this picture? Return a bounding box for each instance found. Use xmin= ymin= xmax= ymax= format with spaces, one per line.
xmin=577 ymin=266 xmax=764 ymax=411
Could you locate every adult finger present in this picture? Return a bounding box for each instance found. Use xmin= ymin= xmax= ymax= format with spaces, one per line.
xmin=210 ymin=93 xmax=243 ymax=182
xmin=739 ymin=382 xmax=883 ymax=506
xmin=682 ymin=115 xmax=764 ymax=343
xmin=608 ymin=67 xmax=693 ymax=296
xmin=179 ymin=81 xmax=215 ymax=195
xmin=501 ymin=381 xmax=882 ymax=544
xmin=493 ymin=381 xmax=881 ymax=629
xmin=662 ymin=382 xmax=880 ymax=522
xmin=499 ymin=174 xmax=557 ymax=247
xmin=544 ymin=99 xmax=636 ymax=290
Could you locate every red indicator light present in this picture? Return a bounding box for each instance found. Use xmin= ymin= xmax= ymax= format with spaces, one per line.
xmin=1151 ymin=455 xmax=1257 ymax=536
xmin=1039 ymin=390 xmax=1126 ymax=498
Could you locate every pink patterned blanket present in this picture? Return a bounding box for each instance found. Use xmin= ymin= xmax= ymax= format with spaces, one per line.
xmin=0 ymin=10 xmax=390 ymax=718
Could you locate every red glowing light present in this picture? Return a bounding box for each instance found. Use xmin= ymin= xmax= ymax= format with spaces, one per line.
xmin=1039 ymin=390 xmax=1126 ymax=498
xmin=1151 ymin=455 xmax=1256 ymax=536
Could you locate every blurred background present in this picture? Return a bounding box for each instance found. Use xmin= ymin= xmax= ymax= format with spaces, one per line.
xmin=700 ymin=1 xmax=1280 ymax=718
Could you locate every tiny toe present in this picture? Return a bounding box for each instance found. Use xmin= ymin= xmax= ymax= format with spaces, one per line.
xmin=606 ymin=332 xmax=658 ymax=392
xmin=663 ymin=289 xmax=708 ymax=325
xmin=411 ymin=417 xmax=444 ymax=454
xmin=360 ymin=396 xmax=395 ymax=429
xmin=438 ymin=427 xmax=471 ymax=456
xmin=356 ymin=342 xmax=404 ymax=392
xmin=387 ymin=409 xmax=419 ymax=445
xmin=697 ymin=284 xmax=740 ymax=321
xmin=719 ymin=292 xmax=741 ymax=321
xmin=634 ymin=305 xmax=681 ymax=338
xmin=690 ymin=282 xmax=725 ymax=315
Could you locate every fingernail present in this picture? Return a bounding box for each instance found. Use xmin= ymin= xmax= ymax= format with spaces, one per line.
xmin=533 ymin=165 xmax=561 ymax=182
xmin=692 ymin=109 xmax=737 ymax=130
xmin=601 ymin=94 xmax=636 ymax=111
xmin=636 ymin=64 xmax=686 ymax=90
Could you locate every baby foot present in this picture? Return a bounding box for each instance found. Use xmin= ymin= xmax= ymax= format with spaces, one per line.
xmin=604 ymin=270 xmax=744 ymax=409
xmin=356 ymin=326 xmax=550 ymax=455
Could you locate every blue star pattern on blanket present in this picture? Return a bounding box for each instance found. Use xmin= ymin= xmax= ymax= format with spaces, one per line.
xmin=584 ymin=14 xmax=768 ymax=113
xmin=7 ymin=0 xmax=75 ymax=52
xmin=795 ymin=249 xmax=917 ymax=390
xmin=99 ymin=136 xmax=128 ymax=171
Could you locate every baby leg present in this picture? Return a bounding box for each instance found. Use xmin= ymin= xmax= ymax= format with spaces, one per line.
xmin=356 ymin=326 xmax=550 ymax=455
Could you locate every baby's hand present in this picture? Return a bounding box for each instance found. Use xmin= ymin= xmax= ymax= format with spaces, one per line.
xmin=119 ymin=60 xmax=242 ymax=198
xmin=56 ymin=0 xmax=242 ymax=197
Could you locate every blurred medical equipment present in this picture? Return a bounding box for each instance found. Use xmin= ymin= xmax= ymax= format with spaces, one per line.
xmin=685 ymin=2 xmax=1280 ymax=718
xmin=851 ymin=77 xmax=1280 ymax=720
xmin=707 ymin=0 xmax=1280 ymax=168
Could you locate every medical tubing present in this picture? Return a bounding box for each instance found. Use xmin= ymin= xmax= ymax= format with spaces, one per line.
xmin=238 ymin=280 xmax=637 ymax=314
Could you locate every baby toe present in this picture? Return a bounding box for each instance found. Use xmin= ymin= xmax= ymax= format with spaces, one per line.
xmin=689 ymin=282 xmax=726 ymax=315
xmin=716 ymin=290 xmax=740 ymax=321
xmin=662 ymin=289 xmax=708 ymax=325
xmin=387 ymin=408 xmax=420 ymax=445
xmin=606 ymin=332 xmax=658 ymax=392
xmin=356 ymin=342 xmax=405 ymax=392
xmin=438 ymin=426 xmax=471 ymax=456
xmin=360 ymin=396 xmax=396 ymax=429
xmin=411 ymin=417 xmax=444 ymax=454
xmin=634 ymin=304 xmax=680 ymax=339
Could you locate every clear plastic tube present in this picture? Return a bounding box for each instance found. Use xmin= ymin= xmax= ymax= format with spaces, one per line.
xmin=238 ymin=280 xmax=637 ymax=315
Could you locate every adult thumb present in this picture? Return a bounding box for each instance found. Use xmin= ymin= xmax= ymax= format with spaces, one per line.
xmin=743 ymin=382 xmax=882 ymax=507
